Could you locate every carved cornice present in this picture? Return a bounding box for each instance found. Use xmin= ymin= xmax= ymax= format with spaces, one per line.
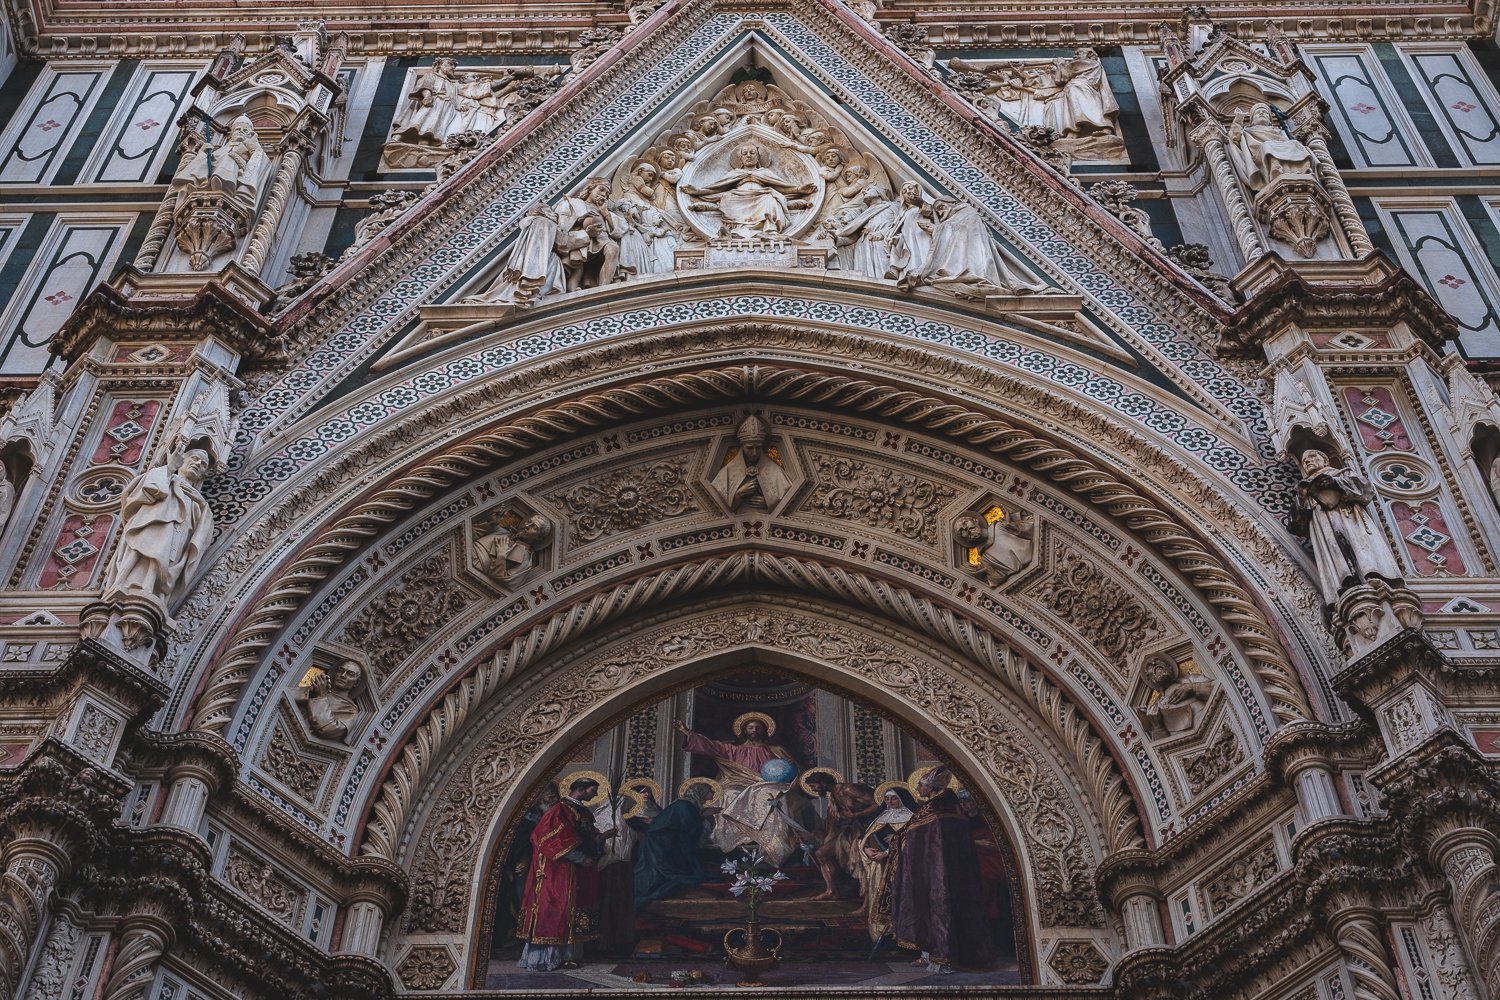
xmin=1221 ymin=254 xmax=1461 ymax=355
xmin=0 ymin=637 xmax=167 ymax=719
xmin=1330 ymin=627 xmax=1450 ymax=706
xmin=0 ymin=739 xmax=131 ymax=853
xmin=4 ymin=0 xmax=1493 ymax=60
xmin=51 ymin=272 xmax=285 ymax=366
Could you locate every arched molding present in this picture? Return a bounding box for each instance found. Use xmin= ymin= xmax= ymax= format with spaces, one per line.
xmin=357 ymin=551 xmax=1145 ymax=870
xmin=180 ymin=334 xmax=1324 ymax=742
xmin=388 ymin=594 xmax=1112 ymax=953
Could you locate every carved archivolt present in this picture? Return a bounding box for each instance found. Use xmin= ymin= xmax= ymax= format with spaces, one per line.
xmin=393 ymin=598 xmax=1109 ymax=939
xmin=184 ymin=344 xmax=1317 ymax=741
xmin=360 ymin=552 xmax=1143 ymax=870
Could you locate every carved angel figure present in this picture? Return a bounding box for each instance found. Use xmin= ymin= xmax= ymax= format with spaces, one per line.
xmin=1140 ymin=654 xmax=1213 ymax=737
xmin=1289 ymin=448 xmax=1404 ymax=605
xmin=390 ymin=58 xmax=462 ymax=144
xmin=954 ymin=511 xmax=1035 ymax=586
xmin=100 ymin=446 xmax=215 ymax=611
xmin=296 ymin=659 xmax=362 ymax=741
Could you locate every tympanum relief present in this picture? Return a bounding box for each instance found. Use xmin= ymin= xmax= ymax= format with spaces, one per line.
xmin=462 ymin=73 xmax=1048 ymax=307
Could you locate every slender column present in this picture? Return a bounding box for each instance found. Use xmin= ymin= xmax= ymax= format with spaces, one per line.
xmin=340 ymin=900 xmax=385 ymax=957
xmin=133 ymin=191 xmax=179 ymax=272
xmin=1191 ymin=121 xmax=1265 ymax=261
xmin=239 ymin=129 xmax=316 ymax=277
xmin=159 ymin=774 xmax=210 ymax=833
xmin=1290 ymin=760 xmax=1344 ymax=825
xmin=1120 ymin=890 xmax=1164 ymax=951
xmin=1328 ymin=906 xmax=1403 ymax=1000
xmin=1430 ymin=828 xmax=1500 ymax=995
xmin=99 ymin=913 xmax=171 ymax=1000
xmin=1305 ymin=131 xmax=1374 ymax=257
xmin=0 ymin=841 xmax=67 ymax=998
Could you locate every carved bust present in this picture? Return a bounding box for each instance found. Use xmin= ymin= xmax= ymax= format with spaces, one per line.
xmin=473 ymin=512 xmax=554 ymax=583
xmin=710 ymin=413 xmax=792 ymax=512
xmin=296 ymin=659 xmax=363 ymax=741
xmin=1140 ymin=654 xmax=1213 ymax=737
xmin=954 ymin=511 xmax=1035 ymax=587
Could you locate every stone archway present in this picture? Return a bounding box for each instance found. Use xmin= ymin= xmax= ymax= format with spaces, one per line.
xmin=387 ymin=595 xmax=1117 ymax=988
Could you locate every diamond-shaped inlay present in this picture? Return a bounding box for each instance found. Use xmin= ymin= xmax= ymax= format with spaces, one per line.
xmin=1333 ymin=332 xmax=1374 ymax=349
xmin=129 ymin=345 xmax=169 ymax=362
xmin=1406 ymin=525 xmax=1450 ymax=552
xmin=1351 ymin=102 xmax=1376 ymax=115
xmin=106 ymin=420 xmax=146 ymax=443
xmin=1358 ymin=406 xmax=1398 ymax=429
xmin=43 ymin=290 xmax=72 ymax=305
xmin=55 ymin=538 xmax=98 ymax=564
xmin=1452 ymin=100 xmax=1476 ymax=113
xmin=1438 ymin=273 xmax=1467 ymax=289
xmin=36 ymin=119 xmax=61 ymax=132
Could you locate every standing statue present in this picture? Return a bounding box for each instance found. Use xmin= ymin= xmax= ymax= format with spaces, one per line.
xmin=909 ymin=199 xmax=1046 ymax=297
xmin=679 ymin=143 xmax=815 ymax=238
xmin=390 ymin=58 xmax=462 ymax=145
xmin=1228 ymin=103 xmax=1316 ymax=192
xmin=101 ymin=446 xmax=215 ymax=610
xmin=1139 ymin=654 xmax=1213 ymax=736
xmin=711 ymin=413 xmax=792 ymax=512
xmin=170 ymin=116 xmax=270 ymax=210
xmin=953 ymin=511 xmax=1035 ymax=586
xmin=295 ymin=659 xmax=363 ymax=741
xmin=1289 ymin=448 xmax=1404 ymax=605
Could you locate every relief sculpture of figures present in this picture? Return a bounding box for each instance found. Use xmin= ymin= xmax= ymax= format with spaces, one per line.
xmin=710 ymin=413 xmax=792 ymax=512
xmin=1289 ymin=448 xmax=1405 ymax=606
xmin=1139 ymin=654 xmax=1213 ymax=737
xmin=171 ymin=115 xmax=270 ymax=211
xmin=100 ymin=445 xmax=215 ymax=613
xmin=472 ymin=511 xmax=554 ymax=584
xmin=954 ymin=510 xmax=1035 ymax=587
xmin=384 ymin=59 xmax=561 ymax=169
xmin=950 ymin=49 xmax=1126 ymax=160
xmin=678 ymin=142 xmax=816 ymax=238
xmin=295 ymin=659 xmax=363 ymax=741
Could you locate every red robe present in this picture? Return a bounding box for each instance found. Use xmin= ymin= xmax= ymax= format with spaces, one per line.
xmin=519 ymin=799 xmax=603 ymax=946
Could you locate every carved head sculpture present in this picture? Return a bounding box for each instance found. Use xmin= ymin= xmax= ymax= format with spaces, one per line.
xmin=632 ymin=160 xmax=659 ymax=184
xmin=899 ymin=181 xmax=922 ymax=206
xmin=228 ymin=116 xmax=257 ymax=144
xmin=818 ymin=147 xmax=845 ymax=169
xmin=513 ymin=513 xmax=554 ymax=548
xmin=179 ymin=448 xmax=212 ymax=484
xmin=953 ymin=513 xmax=987 ymax=548
xmin=736 ymin=81 xmax=768 ymax=104
xmin=694 ymin=115 xmax=721 ymax=137
xmin=433 ymin=56 xmax=458 ymax=77
xmin=657 ymin=149 xmax=679 ymax=170
xmin=1142 ymin=653 xmax=1180 ymax=691
xmin=932 ymin=198 xmax=959 ymax=221
xmin=1299 ymin=447 xmax=1333 ymax=476
xmin=735 ymin=412 xmax=770 ymax=463
xmin=329 ymin=658 xmax=363 ymax=691
xmin=581 ymin=179 xmax=611 ymax=206
xmin=713 ymin=108 xmax=734 ymax=128
xmin=1251 ymin=103 xmax=1274 ymax=127
xmin=733 ymin=143 xmax=765 ymax=169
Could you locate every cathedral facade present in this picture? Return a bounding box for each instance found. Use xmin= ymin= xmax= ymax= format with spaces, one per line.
xmin=1 ymin=0 xmax=1500 ymax=995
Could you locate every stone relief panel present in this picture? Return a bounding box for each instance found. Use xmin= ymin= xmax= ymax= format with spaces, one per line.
xmin=948 ymin=49 xmax=1127 ymax=161
xmin=799 ymin=450 xmax=957 ymax=545
xmin=1198 ymin=834 xmax=1280 ymax=920
xmin=1027 ymin=539 xmax=1168 ymax=681
xmin=381 ymin=61 xmax=564 ymax=170
xmin=1159 ymin=704 xmax=1247 ymax=803
xmin=398 ymin=603 xmax=1104 ymax=940
xmin=334 ymin=545 xmax=476 ymax=684
xmin=221 ymin=843 xmax=306 ymax=929
xmin=546 ymin=454 xmax=702 ymax=545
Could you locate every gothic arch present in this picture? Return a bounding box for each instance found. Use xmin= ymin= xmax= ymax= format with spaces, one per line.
xmin=387 ymin=594 xmax=1114 ymax=979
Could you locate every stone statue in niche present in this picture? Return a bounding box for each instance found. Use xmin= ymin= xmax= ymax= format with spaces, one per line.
xmin=1289 ymin=447 xmax=1405 ymax=606
xmin=295 ymin=659 xmax=363 ymax=741
xmin=954 ymin=510 xmax=1036 ymax=586
xmin=100 ymin=445 xmax=215 ymax=612
xmin=171 ymin=115 xmax=270 ymax=211
xmin=949 ymin=49 xmax=1126 ymax=160
xmin=472 ymin=510 xmax=554 ymax=583
xmin=1140 ymin=653 xmax=1213 ymax=736
xmin=385 ymin=60 xmax=562 ymax=169
xmin=1227 ymin=103 xmax=1316 ymax=193
xmin=711 ymin=413 xmax=792 ymax=512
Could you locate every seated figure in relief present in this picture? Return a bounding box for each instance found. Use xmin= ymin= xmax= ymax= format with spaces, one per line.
xmin=679 ymin=143 xmax=815 ymax=239
xmin=1228 ymin=103 xmax=1317 ymax=192
xmin=171 ymin=116 xmax=270 ymax=211
xmin=1140 ymin=653 xmax=1213 ymax=737
xmin=296 ymin=659 xmax=363 ymax=741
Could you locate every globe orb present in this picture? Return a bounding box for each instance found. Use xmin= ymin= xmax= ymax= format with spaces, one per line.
xmin=760 ymin=758 xmax=797 ymax=784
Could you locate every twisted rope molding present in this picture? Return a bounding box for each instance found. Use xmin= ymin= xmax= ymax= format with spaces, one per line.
xmin=189 ymin=356 xmax=1313 ymax=742
xmin=359 ymin=550 xmax=1142 ymax=863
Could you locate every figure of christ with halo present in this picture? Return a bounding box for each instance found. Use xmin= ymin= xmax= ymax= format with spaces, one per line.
xmin=673 ymin=712 xmax=808 ymax=865
xmin=679 ymin=143 xmax=815 ymax=239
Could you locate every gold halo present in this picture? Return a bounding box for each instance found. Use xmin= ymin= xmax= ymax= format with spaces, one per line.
xmin=798 ymin=766 xmax=844 ymax=795
xmin=623 ymin=777 xmax=663 ymax=808
xmin=907 ymin=766 xmax=961 ymax=800
xmin=620 ymin=791 xmax=647 ymax=820
xmin=677 ymin=776 xmax=722 ymax=803
xmin=874 ymin=780 xmax=911 ymax=803
xmin=733 ymin=712 xmax=776 ymax=738
xmin=558 ymin=769 xmax=611 ymax=806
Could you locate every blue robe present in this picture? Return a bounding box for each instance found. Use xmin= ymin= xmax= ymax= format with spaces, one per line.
xmin=633 ymin=799 xmax=706 ymax=906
